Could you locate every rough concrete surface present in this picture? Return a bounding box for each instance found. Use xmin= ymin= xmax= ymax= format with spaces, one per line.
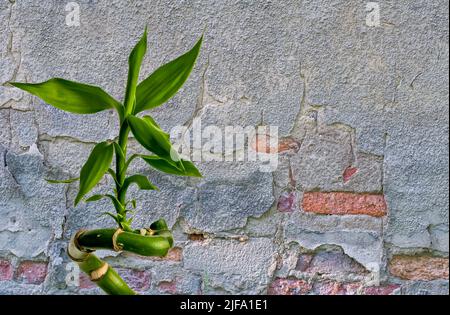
xmin=0 ymin=0 xmax=448 ymax=295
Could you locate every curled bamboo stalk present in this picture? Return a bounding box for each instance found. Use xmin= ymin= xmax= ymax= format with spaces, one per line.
xmin=68 ymin=220 xmax=173 ymax=295
xmin=12 ymin=27 xmax=202 ymax=295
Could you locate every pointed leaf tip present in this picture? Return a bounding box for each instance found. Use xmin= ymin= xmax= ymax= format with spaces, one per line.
xmin=134 ymin=34 xmax=203 ymax=113
xmin=124 ymin=27 xmax=148 ymax=114
xmin=9 ymin=78 xmax=123 ymax=115
xmin=75 ymin=141 xmax=114 ymax=206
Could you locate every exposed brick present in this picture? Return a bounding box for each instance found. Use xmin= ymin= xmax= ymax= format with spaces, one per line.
xmin=278 ymin=137 xmax=301 ymax=153
xmin=188 ymin=234 xmax=206 ymax=242
xmin=15 ymin=261 xmax=48 ymax=285
xmin=277 ymin=191 xmax=298 ymax=212
xmin=251 ymin=134 xmax=300 ymax=154
xmin=116 ymin=268 xmax=150 ymax=292
xmin=158 ymin=280 xmax=177 ymax=294
xmin=343 ymin=166 xmax=358 ymax=183
xmin=389 ymin=255 xmax=449 ymax=281
xmin=364 ymin=284 xmax=400 ymax=295
xmin=313 ymin=281 xmax=362 ymax=295
xmin=0 ymin=259 xmax=13 ymax=281
xmin=268 ymin=278 xmax=312 ymax=295
xmin=166 ymin=247 xmax=183 ymax=261
xmin=302 ymin=192 xmax=387 ymax=217
xmin=148 ymin=247 xmax=183 ymax=262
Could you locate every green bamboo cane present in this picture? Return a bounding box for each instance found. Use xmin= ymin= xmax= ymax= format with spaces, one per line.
xmin=68 ymin=220 xmax=173 ymax=295
xmin=10 ymin=28 xmax=202 ymax=295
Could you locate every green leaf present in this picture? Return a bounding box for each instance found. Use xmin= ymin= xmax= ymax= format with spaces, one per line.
xmin=113 ymin=143 xmax=125 ymax=161
xmin=141 ymin=155 xmax=202 ymax=177
xmin=127 ymin=115 xmax=178 ymax=161
xmin=107 ymin=168 xmax=119 ymax=185
xmin=9 ymin=78 xmax=123 ymax=116
xmin=75 ymin=141 xmax=114 ymax=206
xmin=142 ymin=116 xmax=169 ymax=139
xmin=124 ymin=27 xmax=147 ymax=115
xmin=45 ymin=177 xmax=79 ymax=184
xmin=99 ymin=212 xmax=121 ymax=226
xmin=123 ymin=174 xmax=158 ymax=191
xmin=134 ymin=36 xmax=203 ymax=113
xmin=86 ymin=193 xmax=124 ymax=214
xmin=85 ymin=194 xmax=105 ymax=202
xmin=126 ymin=199 xmax=137 ymax=209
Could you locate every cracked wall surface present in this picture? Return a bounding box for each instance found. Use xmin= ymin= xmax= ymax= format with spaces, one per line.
xmin=0 ymin=0 xmax=448 ymax=295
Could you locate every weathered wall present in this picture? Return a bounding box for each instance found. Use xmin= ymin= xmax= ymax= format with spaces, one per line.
xmin=0 ymin=0 xmax=448 ymax=295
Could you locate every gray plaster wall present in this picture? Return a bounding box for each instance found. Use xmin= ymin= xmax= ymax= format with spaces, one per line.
xmin=0 ymin=0 xmax=448 ymax=295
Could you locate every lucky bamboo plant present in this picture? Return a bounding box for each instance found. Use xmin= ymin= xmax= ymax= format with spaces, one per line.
xmin=9 ymin=28 xmax=202 ymax=295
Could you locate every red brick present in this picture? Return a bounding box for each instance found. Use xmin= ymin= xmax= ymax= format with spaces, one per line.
xmin=278 ymin=137 xmax=301 ymax=153
xmin=116 ymin=268 xmax=150 ymax=292
xmin=268 ymin=278 xmax=312 ymax=295
xmin=0 ymin=259 xmax=13 ymax=281
xmin=148 ymin=247 xmax=183 ymax=262
xmin=165 ymin=247 xmax=183 ymax=261
xmin=302 ymin=192 xmax=387 ymax=217
xmin=389 ymin=255 xmax=449 ymax=281
xmin=188 ymin=234 xmax=206 ymax=242
xmin=277 ymin=191 xmax=298 ymax=212
xmin=313 ymin=281 xmax=362 ymax=295
xmin=15 ymin=261 xmax=48 ymax=285
xmin=364 ymin=284 xmax=400 ymax=295
xmin=158 ymin=280 xmax=177 ymax=294
xmin=251 ymin=135 xmax=300 ymax=154
xmin=343 ymin=166 xmax=358 ymax=183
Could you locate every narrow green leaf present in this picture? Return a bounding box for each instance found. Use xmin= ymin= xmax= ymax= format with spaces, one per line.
xmin=127 ymin=115 xmax=178 ymax=161
xmin=75 ymin=141 xmax=114 ymax=206
xmin=141 ymin=155 xmax=202 ymax=177
xmin=126 ymin=199 xmax=137 ymax=209
xmin=9 ymin=79 xmax=123 ymax=116
xmin=142 ymin=116 xmax=169 ymax=139
xmin=124 ymin=153 xmax=138 ymax=168
xmin=113 ymin=143 xmax=125 ymax=161
xmin=124 ymin=27 xmax=147 ymax=115
xmin=99 ymin=212 xmax=121 ymax=226
xmin=45 ymin=177 xmax=79 ymax=184
xmin=104 ymin=194 xmax=125 ymax=214
xmin=85 ymin=194 xmax=105 ymax=202
xmin=123 ymin=174 xmax=158 ymax=191
xmin=107 ymin=168 xmax=119 ymax=185
xmin=134 ymin=36 xmax=203 ymax=113
xmin=85 ymin=193 xmax=125 ymax=213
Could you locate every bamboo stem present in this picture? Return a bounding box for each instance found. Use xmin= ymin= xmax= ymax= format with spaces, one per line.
xmin=77 ymin=228 xmax=172 ymax=257
xmin=68 ymin=223 xmax=173 ymax=295
xmin=68 ymin=232 xmax=136 ymax=295
xmin=78 ymin=254 xmax=136 ymax=295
